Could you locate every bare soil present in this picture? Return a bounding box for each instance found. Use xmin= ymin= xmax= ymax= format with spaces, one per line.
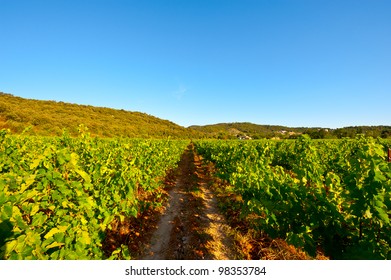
xmin=141 ymin=144 xmax=236 ymax=260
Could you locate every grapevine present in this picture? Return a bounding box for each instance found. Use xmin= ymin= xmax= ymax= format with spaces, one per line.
xmin=0 ymin=129 xmax=188 ymax=259
xmin=195 ymin=136 xmax=391 ymax=259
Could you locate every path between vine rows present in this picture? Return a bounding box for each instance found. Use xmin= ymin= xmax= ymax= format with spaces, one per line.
xmin=141 ymin=144 xmax=235 ymax=260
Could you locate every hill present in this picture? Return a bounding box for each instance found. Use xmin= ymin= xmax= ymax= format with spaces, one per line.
xmin=0 ymin=92 xmax=202 ymax=138
xmin=1 ymin=92 xmax=390 ymax=139
xmin=189 ymin=122 xmax=303 ymax=139
xmin=189 ymin=122 xmax=391 ymax=139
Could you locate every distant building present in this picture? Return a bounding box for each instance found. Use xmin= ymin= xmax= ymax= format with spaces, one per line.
xmin=238 ymin=135 xmax=252 ymax=140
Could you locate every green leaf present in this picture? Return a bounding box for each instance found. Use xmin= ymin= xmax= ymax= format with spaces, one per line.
xmin=15 ymin=215 xmax=29 ymax=230
xmin=70 ymin=153 xmax=78 ymax=166
xmin=45 ymin=241 xmax=65 ymax=250
xmin=43 ymin=160 xmax=53 ymax=170
xmin=25 ymin=175 xmax=36 ymax=188
xmin=2 ymin=239 xmax=18 ymax=256
xmin=24 ymin=190 xmax=39 ymax=201
xmin=80 ymin=231 xmax=91 ymax=245
xmin=53 ymin=232 xmax=65 ymax=243
xmin=16 ymin=235 xmax=27 ymax=253
xmin=2 ymin=203 xmax=13 ymax=219
xmin=364 ymin=209 xmax=372 ymax=219
xmin=76 ymin=169 xmax=91 ymax=183
xmin=50 ymin=250 xmax=60 ymax=259
xmin=375 ymin=207 xmax=390 ymax=225
xmin=21 ymin=245 xmax=34 ymax=258
xmin=25 ymin=231 xmax=42 ymax=246
xmin=32 ymin=247 xmax=49 ymax=260
xmin=0 ymin=191 xmax=7 ymax=205
xmin=30 ymin=158 xmax=41 ymax=170
xmin=120 ymin=244 xmax=131 ymax=259
xmin=374 ymin=171 xmax=386 ymax=182
xmin=30 ymin=204 xmax=40 ymax=216
xmin=11 ymin=205 xmax=22 ymax=219
xmin=44 ymin=226 xmax=68 ymax=239
xmin=31 ymin=212 xmax=47 ymax=227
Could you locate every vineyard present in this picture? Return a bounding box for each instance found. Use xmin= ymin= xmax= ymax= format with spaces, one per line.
xmin=1 ymin=128 xmax=391 ymax=259
xmin=194 ymin=136 xmax=391 ymax=259
xmin=0 ymin=127 xmax=188 ymax=259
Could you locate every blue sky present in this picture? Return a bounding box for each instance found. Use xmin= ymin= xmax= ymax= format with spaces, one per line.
xmin=1 ymin=0 xmax=390 ymax=128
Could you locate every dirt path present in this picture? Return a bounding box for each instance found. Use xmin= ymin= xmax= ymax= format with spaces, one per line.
xmin=141 ymin=144 xmax=236 ymax=260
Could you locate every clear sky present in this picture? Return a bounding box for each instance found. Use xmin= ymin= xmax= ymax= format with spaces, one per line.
xmin=1 ymin=0 xmax=390 ymax=128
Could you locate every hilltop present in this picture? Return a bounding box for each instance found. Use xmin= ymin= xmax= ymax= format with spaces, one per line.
xmin=0 ymin=92 xmax=201 ymax=138
xmin=189 ymin=122 xmax=303 ymax=139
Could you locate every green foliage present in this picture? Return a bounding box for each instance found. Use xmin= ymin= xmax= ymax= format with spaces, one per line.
xmin=190 ymin=122 xmax=391 ymax=139
xmin=195 ymin=136 xmax=391 ymax=259
xmin=0 ymin=129 xmax=188 ymax=259
xmin=0 ymin=92 xmax=201 ymax=139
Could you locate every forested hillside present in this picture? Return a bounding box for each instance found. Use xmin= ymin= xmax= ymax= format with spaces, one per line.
xmin=0 ymin=93 xmax=201 ymax=138
xmin=190 ymin=122 xmax=391 ymax=139
xmin=1 ymin=92 xmax=389 ymax=139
